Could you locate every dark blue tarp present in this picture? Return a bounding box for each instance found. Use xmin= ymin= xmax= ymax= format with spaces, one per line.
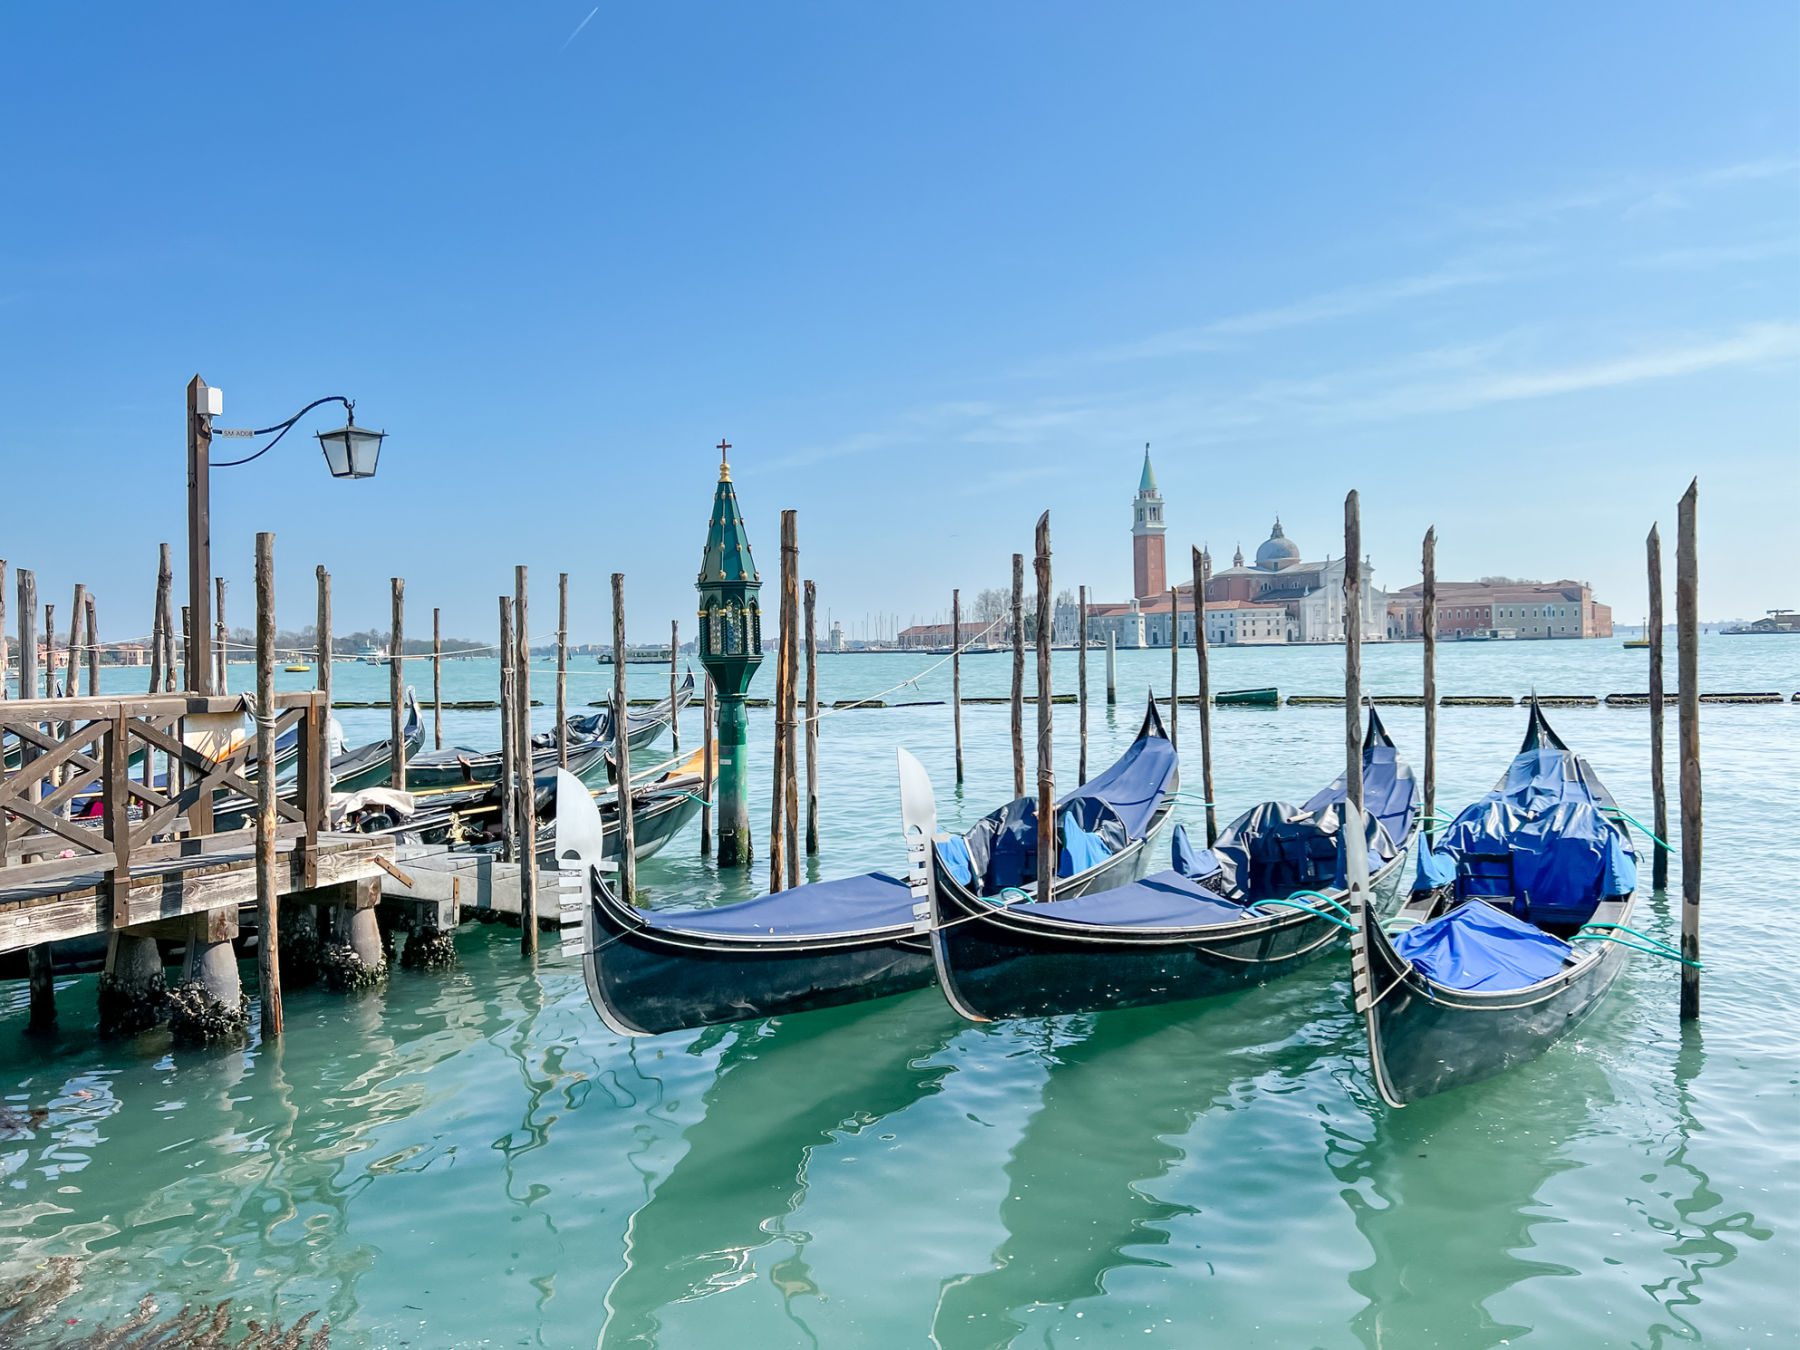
xmin=650 ymin=871 xmax=915 ymax=938
xmin=1390 ymin=899 xmax=1575 ymax=992
xmin=1302 ymin=740 xmax=1416 ymax=859
xmin=1411 ymin=792 xmax=1641 ymax=928
xmin=1020 ymin=870 xmax=1248 ymax=928
xmin=1067 ymin=733 xmax=1178 ymax=839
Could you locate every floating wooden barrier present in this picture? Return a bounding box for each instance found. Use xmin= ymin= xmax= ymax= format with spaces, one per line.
xmin=1287 ymin=694 xmax=1345 ymax=706
xmin=1371 ymin=694 xmax=1426 ymax=707
xmin=1698 ymin=691 xmax=1783 ymax=704
xmin=1441 ymin=695 xmax=1515 ymax=707
xmin=1532 ymin=694 xmax=1599 ymax=707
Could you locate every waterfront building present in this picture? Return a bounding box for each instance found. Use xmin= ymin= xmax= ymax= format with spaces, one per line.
xmin=1388 ymin=580 xmax=1613 ymax=640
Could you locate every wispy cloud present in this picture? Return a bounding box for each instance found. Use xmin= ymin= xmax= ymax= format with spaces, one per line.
xmin=561 ymin=6 xmax=599 ymax=51
xmin=1631 ymin=237 xmax=1800 ymax=270
xmin=1456 ymin=156 xmax=1800 ymax=232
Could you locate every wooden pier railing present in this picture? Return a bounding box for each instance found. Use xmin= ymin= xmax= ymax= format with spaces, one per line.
xmin=0 ymin=691 xmax=328 ymax=921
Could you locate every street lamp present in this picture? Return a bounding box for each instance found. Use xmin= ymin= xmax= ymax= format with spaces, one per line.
xmin=186 ymin=375 xmax=384 ymax=695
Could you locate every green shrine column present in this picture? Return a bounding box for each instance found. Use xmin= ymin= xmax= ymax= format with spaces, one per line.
xmin=696 ymin=440 xmax=764 ymax=867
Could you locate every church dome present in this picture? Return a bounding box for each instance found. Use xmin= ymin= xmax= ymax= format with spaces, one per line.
xmin=1255 ymin=519 xmax=1301 ymax=570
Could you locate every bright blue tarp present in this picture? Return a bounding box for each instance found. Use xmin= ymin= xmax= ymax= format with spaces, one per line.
xmin=1415 ymin=743 xmax=1636 ymax=925
xmin=650 ymin=872 xmax=915 ymax=938
xmin=1391 ymin=899 xmax=1575 ymax=992
xmin=1058 ymin=808 xmax=1112 ymax=877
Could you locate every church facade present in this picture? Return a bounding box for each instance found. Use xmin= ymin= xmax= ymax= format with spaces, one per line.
xmin=1088 ymin=450 xmax=1389 ymax=647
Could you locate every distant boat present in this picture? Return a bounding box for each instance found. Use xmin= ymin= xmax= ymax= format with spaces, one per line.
xmin=1214 ymin=687 xmax=1279 ymax=708
xmin=285 ymin=662 xmax=312 ymax=673
xmin=1622 ymin=615 xmax=1650 ymax=649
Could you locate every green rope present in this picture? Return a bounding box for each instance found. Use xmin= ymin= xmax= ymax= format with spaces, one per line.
xmin=678 ymin=792 xmax=713 ymax=808
xmin=1572 ymin=923 xmax=1701 ymax=969
xmin=1175 ymin=792 xmax=1216 ymax=806
xmin=1249 ymin=897 xmax=1354 ymax=931
xmin=1600 ymin=807 xmax=1672 ymax=853
xmin=998 ymin=886 xmax=1033 ymax=905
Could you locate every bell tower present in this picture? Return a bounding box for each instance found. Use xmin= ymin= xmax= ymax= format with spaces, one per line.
xmin=1131 ymin=444 xmax=1166 ymax=600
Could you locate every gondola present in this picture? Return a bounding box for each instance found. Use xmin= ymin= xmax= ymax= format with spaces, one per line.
xmin=564 ymin=670 xmax=695 ymax=753
xmin=404 ymin=725 xmax=610 ymax=791
xmin=1351 ymin=701 xmax=1642 ymax=1107
xmin=329 ymin=687 xmax=426 ymax=794
xmin=919 ymin=707 xmax=1415 ymax=1022
xmin=578 ymin=697 xmax=1178 ymax=1037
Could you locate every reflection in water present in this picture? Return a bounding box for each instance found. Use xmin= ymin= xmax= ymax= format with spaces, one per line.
xmin=930 ymin=979 xmax=1358 ymax=1350
xmin=1333 ymin=1039 xmax=1614 ymax=1348
xmin=601 ymin=993 xmax=963 ymax=1348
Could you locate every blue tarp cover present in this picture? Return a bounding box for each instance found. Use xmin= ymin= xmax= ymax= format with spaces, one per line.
xmin=1416 ymin=751 xmax=1637 ymax=924
xmin=1391 ymin=899 xmax=1575 ymax=992
xmin=649 ymin=872 xmax=915 ymax=938
xmin=936 ymin=837 xmax=974 ymax=885
xmin=1301 ymin=741 xmax=1416 ymax=862
xmin=1069 ymin=733 xmax=1178 ymax=839
xmin=1171 ymin=824 xmax=1219 ymax=881
xmin=1021 ymin=870 xmax=1248 ymax=928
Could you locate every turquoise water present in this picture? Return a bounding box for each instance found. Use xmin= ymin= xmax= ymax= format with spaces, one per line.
xmin=2 ymin=638 xmax=1796 ymax=1346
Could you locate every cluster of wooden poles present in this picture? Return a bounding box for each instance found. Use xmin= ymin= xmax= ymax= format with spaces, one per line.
xmin=764 ymin=510 xmax=823 ymax=893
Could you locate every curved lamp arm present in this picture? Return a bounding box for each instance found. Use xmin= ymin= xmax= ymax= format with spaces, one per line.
xmin=210 ymin=395 xmax=356 ymax=468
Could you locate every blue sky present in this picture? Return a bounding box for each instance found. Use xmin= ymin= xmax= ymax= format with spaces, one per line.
xmin=2 ymin=3 xmax=1795 ymax=641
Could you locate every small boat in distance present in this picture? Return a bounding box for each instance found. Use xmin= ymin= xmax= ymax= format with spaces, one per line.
xmin=285 ymin=662 xmax=312 ymax=673
xmin=1622 ymin=615 xmax=1651 ymax=649
xmin=1214 ymin=686 xmax=1279 ymax=707
xmin=1351 ymin=701 xmax=1643 ymax=1107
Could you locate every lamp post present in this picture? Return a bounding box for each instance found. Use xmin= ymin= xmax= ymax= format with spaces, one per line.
xmin=695 ymin=440 xmax=763 ymax=867
xmin=186 ymin=374 xmax=384 ymax=694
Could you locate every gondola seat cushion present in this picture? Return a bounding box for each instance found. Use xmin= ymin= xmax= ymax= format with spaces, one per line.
xmin=649 ymin=871 xmax=916 ymax=938
xmin=1390 ymin=899 xmax=1575 ymax=992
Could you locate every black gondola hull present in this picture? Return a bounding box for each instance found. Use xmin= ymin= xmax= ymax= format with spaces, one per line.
xmin=931 ymin=843 xmax=1407 ymax=1021
xmin=585 ymin=887 xmax=935 ymax=1036
xmin=1356 ymin=893 xmax=1636 ymax=1106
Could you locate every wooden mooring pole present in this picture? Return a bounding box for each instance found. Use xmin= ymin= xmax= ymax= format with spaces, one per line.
xmin=1034 ymin=514 xmax=1054 ymax=903
xmin=255 ymin=532 xmax=283 ymax=1038
xmin=951 ymin=588 xmax=965 ymax=786
xmin=556 ymin=576 xmax=569 ymax=768
xmin=1191 ymin=547 xmax=1217 ymax=845
xmin=1676 ymin=481 xmax=1701 ymax=1019
xmin=391 ymin=578 xmax=406 ymax=791
xmin=1105 ymin=629 xmax=1117 ymax=706
xmin=315 ymin=565 xmax=332 ymax=737
xmin=804 ymin=579 xmax=819 ymax=856
xmin=1010 ymin=552 xmax=1025 ymax=799
xmin=781 ymin=516 xmax=800 ymax=889
xmin=1647 ymin=524 xmax=1668 ymax=892
xmin=84 ymin=593 xmax=99 ymax=696
xmin=158 ymin=547 xmax=176 ymax=692
xmin=180 ymin=606 xmax=190 ymax=693
xmin=433 ymin=606 xmax=445 ymax=751
xmin=516 ymin=565 xmax=536 ymax=953
xmin=700 ymin=674 xmax=716 ymax=856
xmin=1344 ymin=491 xmax=1363 ymax=812
xmin=0 ymin=557 xmax=7 ymax=699
xmin=66 ymin=587 xmax=85 ymax=696
xmin=1077 ymin=585 xmax=1089 ymax=784
xmin=43 ymin=603 xmax=54 ymax=697
xmin=499 ymin=597 xmax=518 ymax=874
xmin=1422 ymin=527 xmax=1437 ymax=842
xmin=1167 ymin=584 xmax=1179 ymax=749
xmin=669 ymin=618 xmax=680 ymax=754
xmin=611 ymin=572 xmax=637 ymax=904
xmin=213 ymin=577 xmax=227 ymax=694
xmin=16 ymin=570 xmax=51 ymax=1032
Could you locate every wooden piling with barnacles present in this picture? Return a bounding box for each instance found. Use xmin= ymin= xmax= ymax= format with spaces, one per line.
xmin=1422 ymin=528 xmax=1437 ymax=842
xmin=255 ymin=532 xmax=283 ymax=1038
xmin=1034 ymin=514 xmax=1054 ymax=903
xmin=499 ymin=597 xmax=518 ymax=873
xmin=1011 ymin=552 xmax=1025 ymax=799
xmin=433 ymin=606 xmax=445 ymax=752
xmin=1077 ymin=585 xmax=1089 ymax=784
xmin=611 ymin=572 xmax=637 ymax=904
xmin=700 ymin=674 xmax=716 ymax=856
xmin=669 ymin=619 xmax=680 ymax=754
xmin=951 ymin=588 xmax=965 ymax=786
xmin=1343 ymin=490 xmax=1363 ymax=812
xmin=515 ymin=566 xmax=536 ymax=953
xmin=390 ymin=579 xmax=406 ymax=791
xmin=804 ymin=579 xmax=819 ymax=856
xmin=1167 ymin=584 xmax=1179 ymax=749
xmin=1676 ymin=481 xmax=1701 ymax=1019
xmin=1647 ymin=524 xmax=1668 ymax=892
xmin=1190 ymin=547 xmax=1217 ymax=845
